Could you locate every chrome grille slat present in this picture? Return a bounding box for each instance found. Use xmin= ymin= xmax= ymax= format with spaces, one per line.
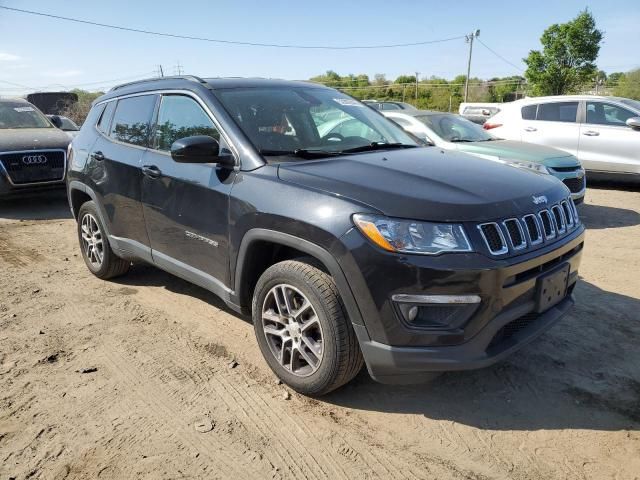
xmin=478 ymin=197 xmax=579 ymax=256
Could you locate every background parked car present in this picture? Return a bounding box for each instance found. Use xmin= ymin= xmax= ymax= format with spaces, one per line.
xmin=47 ymin=114 xmax=80 ymax=139
xmin=485 ymin=95 xmax=640 ymax=181
xmin=384 ymin=110 xmax=586 ymax=202
xmin=458 ymin=102 xmax=501 ymax=125
xmin=362 ymin=100 xmax=417 ymax=111
xmin=0 ymin=98 xmax=70 ymax=197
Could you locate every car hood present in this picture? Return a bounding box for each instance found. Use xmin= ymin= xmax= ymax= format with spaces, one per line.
xmin=455 ymin=140 xmax=580 ymax=168
xmin=0 ymin=128 xmax=71 ymax=152
xmin=277 ymin=147 xmax=568 ymax=222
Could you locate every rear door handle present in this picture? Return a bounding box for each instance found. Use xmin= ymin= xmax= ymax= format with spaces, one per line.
xmin=142 ymin=165 xmax=162 ymax=179
xmin=524 ymin=127 xmax=537 ymax=132
xmin=91 ymin=151 xmax=105 ymax=161
xmin=583 ymin=130 xmax=600 ymax=136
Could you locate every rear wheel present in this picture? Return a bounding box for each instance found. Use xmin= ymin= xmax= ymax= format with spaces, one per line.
xmin=77 ymin=201 xmax=130 ymax=279
xmin=252 ymin=259 xmax=363 ymax=396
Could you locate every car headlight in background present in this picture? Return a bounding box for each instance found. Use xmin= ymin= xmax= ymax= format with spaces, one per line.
xmin=353 ymin=214 xmax=472 ymax=255
xmin=508 ymin=160 xmax=550 ymax=174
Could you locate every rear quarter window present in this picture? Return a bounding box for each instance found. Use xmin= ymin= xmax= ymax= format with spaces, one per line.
xmin=521 ymin=104 xmax=537 ymax=120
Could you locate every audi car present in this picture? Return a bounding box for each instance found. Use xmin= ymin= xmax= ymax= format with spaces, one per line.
xmin=0 ymin=98 xmax=70 ymax=198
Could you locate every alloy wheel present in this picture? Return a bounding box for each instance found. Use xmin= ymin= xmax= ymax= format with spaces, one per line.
xmin=261 ymin=284 xmax=324 ymax=377
xmin=80 ymin=213 xmax=104 ymax=269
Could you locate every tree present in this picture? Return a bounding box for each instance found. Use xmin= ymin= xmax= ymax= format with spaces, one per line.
xmin=60 ymin=89 xmax=104 ymax=125
xmin=613 ymin=69 xmax=640 ymax=100
xmin=524 ymin=9 xmax=603 ymax=95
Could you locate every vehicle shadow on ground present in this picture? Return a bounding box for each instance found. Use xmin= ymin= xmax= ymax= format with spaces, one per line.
xmin=587 ymin=178 xmax=640 ymax=193
xmin=324 ymin=279 xmax=640 ymax=432
xmin=112 ymin=263 xmax=252 ymax=324
xmin=0 ymin=192 xmax=71 ymax=221
xmin=578 ymin=202 xmax=640 ymax=229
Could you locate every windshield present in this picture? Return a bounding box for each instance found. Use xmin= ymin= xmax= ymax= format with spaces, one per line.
xmin=0 ymin=102 xmax=52 ymax=129
xmin=620 ymin=98 xmax=640 ymax=112
xmin=214 ymin=86 xmax=418 ymax=158
xmin=416 ymin=113 xmax=492 ymax=142
xmin=59 ymin=117 xmax=79 ymax=131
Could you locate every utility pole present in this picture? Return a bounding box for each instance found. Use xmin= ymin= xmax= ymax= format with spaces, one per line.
xmin=464 ymin=30 xmax=480 ymax=102
xmin=174 ymin=61 xmax=184 ymax=76
xmin=415 ymin=72 xmax=419 ymax=103
xmin=156 ymin=65 xmax=164 ymax=77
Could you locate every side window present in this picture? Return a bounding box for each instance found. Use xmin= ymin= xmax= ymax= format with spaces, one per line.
xmin=537 ymin=102 xmax=578 ymax=123
xmin=382 ymin=103 xmax=401 ymax=111
xmin=586 ymin=102 xmax=636 ymax=126
xmin=521 ymin=104 xmax=537 ymax=120
xmin=155 ymin=95 xmax=219 ymax=151
xmin=97 ymin=101 xmax=115 ymax=134
xmin=109 ymin=95 xmax=157 ymax=147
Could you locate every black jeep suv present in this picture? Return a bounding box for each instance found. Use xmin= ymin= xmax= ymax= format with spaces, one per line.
xmin=67 ymin=76 xmax=584 ymax=395
xmin=1 ymin=98 xmax=70 ymax=197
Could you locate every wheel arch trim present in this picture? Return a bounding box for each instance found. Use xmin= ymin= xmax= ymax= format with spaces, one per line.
xmin=234 ymin=229 xmax=368 ymax=335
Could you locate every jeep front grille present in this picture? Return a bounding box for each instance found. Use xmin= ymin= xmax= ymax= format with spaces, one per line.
xmin=0 ymin=150 xmax=66 ymax=185
xmin=478 ymin=197 xmax=580 ymax=256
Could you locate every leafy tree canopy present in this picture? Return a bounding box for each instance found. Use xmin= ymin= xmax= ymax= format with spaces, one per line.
xmin=524 ymin=9 xmax=603 ymax=95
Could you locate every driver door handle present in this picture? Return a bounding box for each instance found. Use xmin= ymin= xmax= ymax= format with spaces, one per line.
xmin=583 ymin=130 xmax=600 ymax=136
xmin=524 ymin=127 xmax=537 ymax=132
xmin=142 ymin=164 xmax=162 ymax=179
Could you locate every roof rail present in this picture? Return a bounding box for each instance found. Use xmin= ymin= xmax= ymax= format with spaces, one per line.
xmin=110 ymin=75 xmax=208 ymax=91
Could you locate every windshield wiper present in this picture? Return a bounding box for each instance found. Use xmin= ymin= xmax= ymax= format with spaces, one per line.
xmin=449 ymin=139 xmax=476 ymax=143
xmin=259 ymin=148 xmax=342 ymax=159
xmin=339 ymin=142 xmax=417 ymax=154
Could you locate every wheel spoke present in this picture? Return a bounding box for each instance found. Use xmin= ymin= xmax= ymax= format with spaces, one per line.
xmin=297 ymin=344 xmax=318 ymax=369
xmin=263 ymin=310 xmax=287 ymax=325
xmin=279 ymin=285 xmax=293 ymax=315
xmin=263 ymin=325 xmax=286 ymax=337
xmin=301 ymin=315 xmax=319 ymax=332
xmin=292 ymin=299 xmax=312 ymax=319
xmin=301 ymin=335 xmax=322 ymax=358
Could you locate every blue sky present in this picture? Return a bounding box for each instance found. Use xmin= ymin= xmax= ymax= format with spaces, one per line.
xmin=0 ymin=0 xmax=639 ymax=95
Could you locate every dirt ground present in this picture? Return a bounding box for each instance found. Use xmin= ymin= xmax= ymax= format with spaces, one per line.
xmin=0 ymin=184 xmax=639 ymax=480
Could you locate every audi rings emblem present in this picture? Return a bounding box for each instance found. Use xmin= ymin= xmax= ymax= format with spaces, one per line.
xmin=22 ymin=155 xmax=48 ymax=165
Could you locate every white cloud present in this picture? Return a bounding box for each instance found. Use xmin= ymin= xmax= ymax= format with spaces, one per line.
xmin=45 ymin=69 xmax=83 ymax=78
xmin=0 ymin=52 xmax=20 ymax=62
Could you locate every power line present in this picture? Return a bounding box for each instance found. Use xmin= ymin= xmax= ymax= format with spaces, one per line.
xmin=476 ymin=38 xmax=524 ymax=72
xmin=0 ymin=6 xmax=466 ymax=50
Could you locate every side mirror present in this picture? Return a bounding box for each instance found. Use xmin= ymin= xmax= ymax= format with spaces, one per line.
xmin=50 ymin=115 xmax=63 ymax=129
xmin=626 ymin=117 xmax=640 ymax=129
xmin=170 ymin=135 xmax=234 ymax=166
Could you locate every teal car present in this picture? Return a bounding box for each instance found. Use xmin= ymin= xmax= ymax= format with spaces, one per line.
xmin=383 ymin=110 xmax=586 ymax=203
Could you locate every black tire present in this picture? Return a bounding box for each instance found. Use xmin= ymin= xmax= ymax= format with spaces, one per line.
xmin=77 ymin=201 xmax=130 ymax=279
xmin=252 ymin=259 xmax=363 ymax=396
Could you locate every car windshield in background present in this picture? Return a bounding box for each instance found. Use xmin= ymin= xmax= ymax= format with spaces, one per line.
xmin=214 ymin=87 xmax=418 ymax=159
xmin=0 ymin=103 xmax=52 ymax=129
xmin=59 ymin=117 xmax=79 ymax=131
xmin=416 ymin=113 xmax=493 ymax=142
xmin=620 ymin=98 xmax=640 ymax=112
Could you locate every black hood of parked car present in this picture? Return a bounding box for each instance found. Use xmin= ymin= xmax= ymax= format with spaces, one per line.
xmin=277 ymin=147 xmax=569 ymax=222
xmin=0 ymin=128 xmax=71 ymax=152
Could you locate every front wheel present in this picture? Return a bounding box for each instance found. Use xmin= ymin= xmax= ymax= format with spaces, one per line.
xmin=77 ymin=201 xmax=130 ymax=279
xmin=252 ymin=259 xmax=363 ymax=396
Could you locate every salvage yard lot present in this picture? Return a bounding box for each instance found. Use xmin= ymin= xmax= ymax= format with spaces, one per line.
xmin=1 ymin=186 xmax=639 ymax=480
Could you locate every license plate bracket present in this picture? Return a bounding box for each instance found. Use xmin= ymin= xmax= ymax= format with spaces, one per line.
xmin=535 ymin=264 xmax=570 ymax=313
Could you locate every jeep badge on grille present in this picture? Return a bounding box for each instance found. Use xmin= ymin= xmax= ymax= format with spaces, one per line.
xmin=532 ymin=195 xmax=548 ymax=205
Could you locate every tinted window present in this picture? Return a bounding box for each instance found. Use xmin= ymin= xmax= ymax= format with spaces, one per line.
xmin=537 ymin=102 xmax=578 ymax=123
xmin=381 ymin=103 xmax=401 ymax=110
xmin=521 ymin=104 xmax=537 ymax=120
xmin=155 ymin=95 xmax=219 ymax=151
xmin=416 ymin=114 xmax=492 ymax=142
xmin=97 ymin=101 xmax=116 ymax=134
xmin=586 ymin=102 xmax=636 ymax=126
xmin=109 ymin=95 xmax=157 ymax=146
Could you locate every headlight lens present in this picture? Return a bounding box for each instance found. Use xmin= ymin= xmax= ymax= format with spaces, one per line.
xmin=353 ymin=214 xmax=472 ymax=255
xmin=509 ymin=160 xmax=549 ymax=174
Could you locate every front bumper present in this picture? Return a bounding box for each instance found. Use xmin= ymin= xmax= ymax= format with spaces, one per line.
xmin=337 ymin=225 xmax=584 ymax=383
xmin=549 ymin=168 xmax=586 ymax=203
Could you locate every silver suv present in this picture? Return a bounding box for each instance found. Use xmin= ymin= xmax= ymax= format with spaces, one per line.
xmin=486 ymin=95 xmax=640 ymax=181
